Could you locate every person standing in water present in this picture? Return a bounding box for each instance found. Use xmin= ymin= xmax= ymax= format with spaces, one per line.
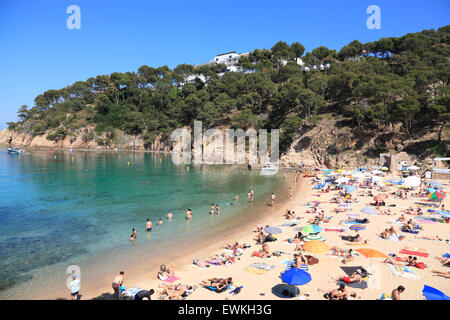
xmin=271 ymin=193 xmax=276 ymax=206
xmin=250 ymin=189 xmax=254 ymax=202
xmin=186 ymin=209 xmax=192 ymax=219
xmin=216 ymin=204 xmax=220 ymax=215
xmin=158 ymin=218 xmax=163 ymax=225
xmin=146 ymin=219 xmax=152 ymax=232
xmin=234 ymin=194 xmax=239 ymax=201
xmin=210 ymin=203 xmax=215 ymax=215
xmin=167 ymin=212 xmax=174 ymax=220
xmin=130 ymin=228 xmax=137 ymax=240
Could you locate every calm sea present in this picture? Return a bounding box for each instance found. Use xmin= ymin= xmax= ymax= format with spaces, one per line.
xmin=0 ymin=148 xmax=284 ymax=299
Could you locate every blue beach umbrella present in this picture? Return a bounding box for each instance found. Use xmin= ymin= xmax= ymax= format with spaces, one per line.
xmin=281 ymin=268 xmax=312 ymax=286
xmin=422 ymin=285 xmax=450 ymax=300
xmin=345 ymin=185 xmax=357 ymax=193
xmin=361 ymin=207 xmax=378 ymax=215
xmin=264 ymin=226 xmax=282 ymax=234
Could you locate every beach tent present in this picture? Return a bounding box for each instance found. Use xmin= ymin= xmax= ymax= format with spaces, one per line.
xmin=422 ymin=285 xmax=450 ymax=300
xmin=404 ymin=176 xmax=421 ymax=188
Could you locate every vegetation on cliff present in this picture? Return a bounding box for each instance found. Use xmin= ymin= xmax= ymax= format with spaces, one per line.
xmin=6 ymin=26 xmax=450 ymax=155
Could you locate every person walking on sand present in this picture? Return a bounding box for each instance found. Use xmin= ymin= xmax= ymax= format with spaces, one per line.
xmin=68 ymin=275 xmax=80 ymax=300
xmin=271 ymin=193 xmax=276 ymax=206
xmin=146 ymin=219 xmax=152 ymax=232
xmin=112 ymin=271 xmax=124 ymax=300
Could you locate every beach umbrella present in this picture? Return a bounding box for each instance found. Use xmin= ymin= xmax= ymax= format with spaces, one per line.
xmin=361 ymin=207 xmax=378 ymax=215
xmin=422 ymin=285 xmax=450 ymax=300
xmin=335 ymin=177 xmax=350 ymax=184
xmin=427 ymin=188 xmax=437 ymax=193
xmin=356 ymin=248 xmax=388 ymax=258
xmin=426 ymin=191 xmax=445 ymax=200
xmin=404 ymin=176 xmax=421 ymax=188
xmin=344 ymin=185 xmax=357 ymax=193
xmin=371 ymin=176 xmax=383 ymax=183
xmin=374 ymin=194 xmax=387 ymax=202
xmin=302 ymin=224 xmax=323 ymax=234
xmin=264 ymin=226 xmax=282 ymax=234
xmin=303 ymin=240 xmax=329 ymax=254
xmin=281 ymin=268 xmax=312 ymax=286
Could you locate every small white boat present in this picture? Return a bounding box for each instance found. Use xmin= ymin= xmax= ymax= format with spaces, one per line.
xmin=8 ymin=148 xmax=25 ymax=155
xmin=260 ymin=162 xmax=279 ymax=175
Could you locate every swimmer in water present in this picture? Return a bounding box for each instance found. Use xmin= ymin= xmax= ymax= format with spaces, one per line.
xmin=216 ymin=204 xmax=220 ymax=215
xmin=271 ymin=193 xmax=276 ymax=206
xmin=167 ymin=212 xmax=174 ymax=220
xmin=234 ymin=194 xmax=239 ymax=201
xmin=158 ymin=218 xmax=163 ymax=225
xmin=210 ymin=203 xmax=215 ymax=215
xmin=146 ymin=219 xmax=152 ymax=232
xmin=186 ymin=209 xmax=192 ymax=219
xmin=130 ymin=228 xmax=137 ymax=240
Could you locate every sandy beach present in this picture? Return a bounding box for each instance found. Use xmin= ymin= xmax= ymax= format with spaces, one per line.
xmin=65 ymin=169 xmax=449 ymax=301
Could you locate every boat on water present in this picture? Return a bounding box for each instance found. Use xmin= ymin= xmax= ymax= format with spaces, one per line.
xmin=8 ymin=148 xmax=25 ymax=155
xmin=260 ymin=162 xmax=279 ymax=175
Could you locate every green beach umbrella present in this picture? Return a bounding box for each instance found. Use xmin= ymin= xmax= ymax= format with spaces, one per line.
xmin=302 ymin=224 xmax=323 ymax=234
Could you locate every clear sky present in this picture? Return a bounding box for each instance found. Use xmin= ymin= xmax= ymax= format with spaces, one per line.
xmin=0 ymin=0 xmax=449 ymax=129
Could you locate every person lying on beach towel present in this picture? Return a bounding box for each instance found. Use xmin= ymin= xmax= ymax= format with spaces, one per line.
xmin=347 ymin=217 xmax=369 ymax=224
xmin=340 ymin=234 xmax=368 ymax=244
xmin=435 ymin=257 xmax=450 ymax=266
xmin=193 ymin=259 xmax=211 ymax=268
xmin=319 ymin=284 xmax=357 ymax=300
xmin=329 ymin=247 xmax=354 ymax=264
xmin=383 ymin=256 xmax=416 ymax=267
xmin=201 ymin=277 xmax=233 ymax=292
xmin=252 ymin=243 xmax=271 ymax=258
xmin=415 ymin=235 xmax=442 ymax=241
xmin=333 ymin=269 xmax=363 ymax=284
xmin=157 ymin=283 xmax=194 ymax=300
xmin=431 ymin=270 xmax=450 ymax=278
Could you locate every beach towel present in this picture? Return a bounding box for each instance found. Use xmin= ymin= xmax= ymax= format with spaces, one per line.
xmin=244 ymin=267 xmax=269 ymax=274
xmin=399 ymin=248 xmax=429 ymax=258
xmin=122 ymin=287 xmax=142 ymax=299
xmin=325 ymin=227 xmax=345 ymax=232
xmin=337 ymin=279 xmax=368 ymax=289
xmin=389 ymin=264 xmax=419 ymax=280
xmin=164 ymin=276 xmax=180 ymax=283
xmin=379 ymin=293 xmax=392 ymax=300
xmin=203 ymin=285 xmax=230 ymax=293
xmin=247 ymin=263 xmax=274 ymax=271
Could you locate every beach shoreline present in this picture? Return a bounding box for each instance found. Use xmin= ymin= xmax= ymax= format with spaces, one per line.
xmin=30 ymin=171 xmax=303 ymax=300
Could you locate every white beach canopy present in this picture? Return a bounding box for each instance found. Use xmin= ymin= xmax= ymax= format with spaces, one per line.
xmin=404 ymin=176 xmax=421 ymax=187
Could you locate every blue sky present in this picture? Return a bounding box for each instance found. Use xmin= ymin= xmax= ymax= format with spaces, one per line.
xmin=0 ymin=0 xmax=449 ymax=129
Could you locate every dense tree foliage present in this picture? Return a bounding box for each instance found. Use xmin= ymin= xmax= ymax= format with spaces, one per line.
xmin=9 ymin=26 xmax=450 ymax=152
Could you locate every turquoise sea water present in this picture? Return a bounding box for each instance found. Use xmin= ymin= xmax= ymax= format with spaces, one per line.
xmin=0 ymin=148 xmax=283 ymax=298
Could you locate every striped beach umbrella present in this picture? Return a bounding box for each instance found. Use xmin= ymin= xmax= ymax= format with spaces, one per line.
xmin=302 ymin=224 xmax=323 ymax=234
xmin=427 ymin=191 xmax=445 ymax=200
